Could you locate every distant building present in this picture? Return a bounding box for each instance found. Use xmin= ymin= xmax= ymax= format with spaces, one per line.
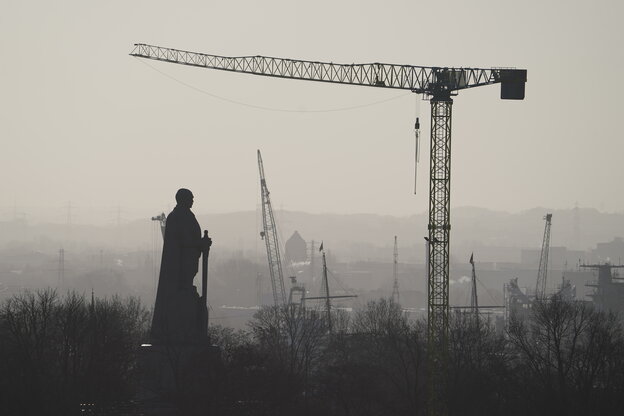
xmin=583 ymin=264 xmax=624 ymax=315
xmin=285 ymin=231 xmax=307 ymax=263
xmin=593 ymin=237 xmax=624 ymax=264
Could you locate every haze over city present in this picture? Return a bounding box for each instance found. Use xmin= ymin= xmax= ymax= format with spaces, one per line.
xmin=2 ymin=2 xmax=624 ymax=415
xmin=2 ymin=0 xmax=623 ymax=219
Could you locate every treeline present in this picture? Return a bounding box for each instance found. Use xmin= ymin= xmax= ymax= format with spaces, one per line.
xmin=211 ymin=297 xmax=624 ymax=416
xmin=0 ymin=290 xmax=150 ymax=416
xmin=1 ymin=292 xmax=623 ymax=416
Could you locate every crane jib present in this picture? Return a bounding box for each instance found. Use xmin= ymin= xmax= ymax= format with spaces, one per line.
xmin=131 ymin=44 xmax=526 ymax=99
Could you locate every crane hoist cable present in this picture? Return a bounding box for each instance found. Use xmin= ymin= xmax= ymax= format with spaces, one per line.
xmin=414 ymin=95 xmax=422 ymax=195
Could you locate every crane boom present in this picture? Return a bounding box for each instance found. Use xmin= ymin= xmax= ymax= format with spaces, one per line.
xmin=258 ymin=150 xmax=287 ymax=307
xmin=130 ymin=44 xmax=526 ymax=98
xmin=470 ymin=253 xmax=479 ymax=318
xmin=535 ymin=213 xmax=553 ymax=300
xmin=392 ymin=236 xmax=400 ymax=304
xmin=321 ymin=248 xmax=332 ymax=333
xmin=131 ymin=43 xmax=527 ymax=416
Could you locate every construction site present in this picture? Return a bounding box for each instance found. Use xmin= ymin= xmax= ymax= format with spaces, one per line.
xmin=1 ymin=45 xmax=624 ymax=415
xmin=2 ymin=2 xmax=624 ymax=415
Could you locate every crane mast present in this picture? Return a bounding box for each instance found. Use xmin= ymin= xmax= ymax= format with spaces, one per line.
xmin=392 ymin=236 xmax=400 ymax=304
xmin=321 ymin=248 xmax=332 ymax=333
xmin=257 ymin=150 xmax=287 ymax=307
xmin=535 ymin=213 xmax=553 ymax=300
xmin=131 ymin=43 xmax=526 ymax=416
xmin=470 ymin=253 xmax=479 ymax=318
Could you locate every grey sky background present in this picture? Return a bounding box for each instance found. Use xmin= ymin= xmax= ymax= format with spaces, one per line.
xmin=1 ymin=0 xmax=623 ymax=223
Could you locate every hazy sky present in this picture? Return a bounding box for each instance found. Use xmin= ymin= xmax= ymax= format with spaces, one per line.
xmin=1 ymin=0 xmax=623 ymax=222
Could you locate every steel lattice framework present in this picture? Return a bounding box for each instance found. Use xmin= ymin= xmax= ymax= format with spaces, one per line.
xmin=131 ymin=43 xmax=526 ymax=416
xmin=257 ymin=150 xmax=287 ymax=307
xmin=427 ymin=96 xmax=452 ymax=416
xmin=536 ymin=213 xmax=553 ymax=300
xmin=470 ymin=254 xmax=479 ymax=318
xmin=392 ymin=236 xmax=400 ymax=304
xmin=131 ymin=44 xmax=524 ymax=96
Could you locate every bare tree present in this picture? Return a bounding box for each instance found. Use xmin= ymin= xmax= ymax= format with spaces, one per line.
xmin=0 ymin=290 xmax=150 ymax=415
xmin=508 ymin=295 xmax=624 ymax=416
xmin=248 ymin=304 xmax=327 ymax=413
xmin=318 ymin=299 xmax=426 ymax=416
xmin=447 ymin=312 xmax=511 ymax=416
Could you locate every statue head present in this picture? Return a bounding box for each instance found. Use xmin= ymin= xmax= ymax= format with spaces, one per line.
xmin=175 ymin=188 xmax=194 ymax=209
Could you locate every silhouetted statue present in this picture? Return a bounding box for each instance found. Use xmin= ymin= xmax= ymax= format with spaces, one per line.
xmin=151 ymin=189 xmax=211 ymax=344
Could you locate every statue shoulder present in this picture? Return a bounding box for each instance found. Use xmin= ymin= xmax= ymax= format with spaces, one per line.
xmin=169 ymin=207 xmax=199 ymax=227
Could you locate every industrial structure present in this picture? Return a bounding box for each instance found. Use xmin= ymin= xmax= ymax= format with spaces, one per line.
xmin=505 ymin=214 xmax=555 ymax=323
xmin=555 ymin=276 xmax=576 ymax=301
xmin=287 ymin=275 xmax=306 ymax=307
xmin=57 ymin=248 xmax=65 ymax=288
xmin=392 ymin=236 xmax=400 ymax=304
xmin=152 ymin=212 xmax=167 ymax=238
xmin=130 ymin=43 xmax=527 ymax=416
xmin=535 ymin=213 xmax=553 ymax=300
xmin=583 ymin=263 xmax=624 ymax=315
xmin=469 ymin=253 xmax=479 ymax=318
xmin=257 ymin=150 xmax=287 ymax=307
xmin=151 ymin=213 xmax=166 ymax=238
xmin=321 ymin=247 xmax=332 ymax=333
xmin=503 ymin=277 xmax=532 ymax=324
xmin=302 ymin=243 xmax=357 ymax=333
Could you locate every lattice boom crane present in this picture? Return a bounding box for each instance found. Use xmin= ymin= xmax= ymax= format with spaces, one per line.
xmin=257 ymin=150 xmax=287 ymax=307
xmin=130 ymin=43 xmax=527 ymax=416
xmin=536 ymin=213 xmax=553 ymax=300
xmin=392 ymin=236 xmax=400 ymax=304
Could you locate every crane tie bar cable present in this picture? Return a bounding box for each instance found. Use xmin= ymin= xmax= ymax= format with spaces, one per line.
xmin=135 ymin=57 xmax=411 ymax=113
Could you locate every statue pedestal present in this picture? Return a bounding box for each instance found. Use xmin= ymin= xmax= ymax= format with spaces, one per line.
xmin=137 ymin=342 xmax=222 ymax=415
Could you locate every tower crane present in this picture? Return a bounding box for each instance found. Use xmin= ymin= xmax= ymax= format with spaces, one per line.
xmin=469 ymin=253 xmax=479 ymax=318
xmin=536 ymin=213 xmax=553 ymax=300
xmin=130 ymin=44 xmax=527 ymax=416
xmin=321 ymin=247 xmax=332 ymax=333
xmin=392 ymin=236 xmax=400 ymax=304
xmin=257 ymin=150 xmax=287 ymax=307
xmin=151 ymin=212 xmax=166 ymax=238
